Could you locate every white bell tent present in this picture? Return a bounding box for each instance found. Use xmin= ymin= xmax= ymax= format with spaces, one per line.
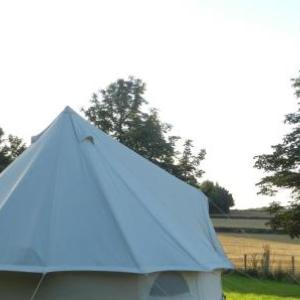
xmin=0 ymin=107 xmax=232 ymax=299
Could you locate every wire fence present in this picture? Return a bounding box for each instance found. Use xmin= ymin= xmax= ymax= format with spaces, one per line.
xmin=208 ymin=199 xmax=300 ymax=285
xmin=218 ymin=240 xmax=300 ymax=276
xmin=227 ymin=252 xmax=300 ymax=276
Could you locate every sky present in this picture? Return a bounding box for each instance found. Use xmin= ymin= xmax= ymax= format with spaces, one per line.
xmin=0 ymin=0 xmax=300 ymax=208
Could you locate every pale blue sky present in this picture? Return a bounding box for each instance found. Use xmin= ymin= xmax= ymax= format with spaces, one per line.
xmin=200 ymin=0 xmax=300 ymax=28
xmin=0 ymin=0 xmax=299 ymax=208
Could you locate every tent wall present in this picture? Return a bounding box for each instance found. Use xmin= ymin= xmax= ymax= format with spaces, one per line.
xmin=0 ymin=272 xmax=40 ymax=300
xmin=146 ymin=271 xmax=222 ymax=300
xmin=196 ymin=271 xmax=223 ymax=300
xmin=0 ymin=271 xmax=222 ymax=300
xmin=36 ymin=272 xmax=139 ymax=300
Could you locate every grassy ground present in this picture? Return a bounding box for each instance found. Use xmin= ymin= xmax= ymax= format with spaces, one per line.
xmin=212 ymin=218 xmax=269 ymax=229
xmin=223 ymin=273 xmax=300 ymax=299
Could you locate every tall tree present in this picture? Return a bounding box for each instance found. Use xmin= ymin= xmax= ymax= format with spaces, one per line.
xmin=200 ymin=180 xmax=234 ymax=214
xmin=0 ymin=127 xmax=26 ymax=173
xmin=175 ymin=139 xmax=206 ymax=186
xmin=83 ymin=77 xmax=206 ymax=186
xmin=254 ymin=72 xmax=300 ymax=237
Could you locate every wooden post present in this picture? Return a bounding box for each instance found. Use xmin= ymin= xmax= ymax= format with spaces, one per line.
xmin=266 ymin=251 xmax=270 ymax=274
xmin=262 ymin=248 xmax=270 ymax=274
xmin=291 ymin=256 xmax=295 ymax=275
xmin=244 ymin=254 xmax=247 ymax=270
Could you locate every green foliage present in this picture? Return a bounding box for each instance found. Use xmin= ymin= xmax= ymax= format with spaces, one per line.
xmin=223 ymin=273 xmax=300 ymax=299
xmin=254 ymin=71 xmax=300 ymax=238
xmin=200 ymin=180 xmax=234 ymax=213
xmin=0 ymin=127 xmax=26 ymax=173
xmin=173 ymin=139 xmax=206 ymax=186
xmin=82 ymin=77 xmax=206 ymax=186
xmin=265 ymin=201 xmax=300 ymax=238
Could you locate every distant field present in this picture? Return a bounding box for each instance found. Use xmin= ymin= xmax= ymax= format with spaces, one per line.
xmin=223 ymin=273 xmax=300 ymax=299
xmin=212 ymin=218 xmax=269 ymax=229
xmin=212 ymin=210 xmax=300 ymax=274
xmin=218 ymin=233 xmax=300 ymax=274
xmin=218 ymin=233 xmax=300 ymax=254
xmin=241 ymin=233 xmax=300 ymax=245
xmin=229 ymin=209 xmax=271 ymax=218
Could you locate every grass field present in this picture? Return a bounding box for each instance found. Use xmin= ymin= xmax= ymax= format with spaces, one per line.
xmin=218 ymin=233 xmax=300 ymax=256
xmin=217 ymin=233 xmax=300 ymax=274
xmin=213 ymin=215 xmax=300 ymax=297
xmin=228 ymin=209 xmax=271 ymax=218
xmin=212 ymin=218 xmax=269 ymax=229
xmin=218 ymin=233 xmax=300 ymax=255
xmin=223 ymin=273 xmax=300 ymax=299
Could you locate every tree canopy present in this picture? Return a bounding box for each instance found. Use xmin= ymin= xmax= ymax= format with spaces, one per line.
xmin=82 ymin=77 xmax=206 ymax=186
xmin=254 ymin=72 xmax=300 ymax=238
xmin=0 ymin=127 xmax=26 ymax=173
xmin=200 ymin=180 xmax=234 ymax=214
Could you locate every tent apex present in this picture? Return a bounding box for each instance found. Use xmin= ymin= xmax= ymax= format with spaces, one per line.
xmin=63 ymin=106 xmax=76 ymax=114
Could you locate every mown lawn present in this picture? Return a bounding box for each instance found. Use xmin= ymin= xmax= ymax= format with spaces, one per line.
xmin=223 ymin=273 xmax=300 ymax=299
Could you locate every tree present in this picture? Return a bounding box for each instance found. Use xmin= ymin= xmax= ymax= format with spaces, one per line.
xmin=174 ymin=139 xmax=206 ymax=186
xmin=0 ymin=127 xmax=26 ymax=173
xmin=0 ymin=128 xmax=9 ymax=172
xmin=200 ymin=181 xmax=234 ymax=214
xmin=82 ymin=77 xmax=206 ymax=186
xmin=254 ymin=72 xmax=300 ymax=238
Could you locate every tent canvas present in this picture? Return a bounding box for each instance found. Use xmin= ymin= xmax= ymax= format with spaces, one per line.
xmin=0 ymin=271 xmax=223 ymax=300
xmin=0 ymin=107 xmax=232 ymax=299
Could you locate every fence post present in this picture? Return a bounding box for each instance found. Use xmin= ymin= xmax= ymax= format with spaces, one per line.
xmin=262 ymin=250 xmax=270 ymax=274
xmin=244 ymin=254 xmax=247 ymax=270
xmin=291 ymin=256 xmax=295 ymax=275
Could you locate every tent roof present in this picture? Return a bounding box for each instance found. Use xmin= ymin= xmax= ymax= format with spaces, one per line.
xmin=0 ymin=107 xmax=232 ymax=274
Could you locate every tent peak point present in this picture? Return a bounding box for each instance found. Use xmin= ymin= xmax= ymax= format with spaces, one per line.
xmin=63 ymin=106 xmax=76 ymax=114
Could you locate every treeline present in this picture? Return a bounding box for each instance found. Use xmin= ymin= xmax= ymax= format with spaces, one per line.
xmin=200 ymin=181 xmax=234 ymax=214
xmin=2 ymin=72 xmax=298 ymax=236
xmin=82 ymin=77 xmax=207 ymax=187
xmin=0 ymin=77 xmax=235 ymax=214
